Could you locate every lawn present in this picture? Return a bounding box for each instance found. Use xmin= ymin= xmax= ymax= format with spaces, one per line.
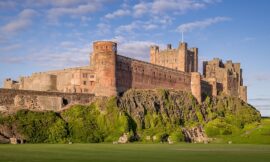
xmin=0 ymin=144 xmax=269 ymax=162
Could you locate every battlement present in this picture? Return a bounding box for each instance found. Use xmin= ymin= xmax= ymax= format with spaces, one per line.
xmin=93 ymin=41 xmax=117 ymax=54
xmin=150 ymin=41 xmax=198 ymax=73
xmin=203 ymin=58 xmax=247 ymax=102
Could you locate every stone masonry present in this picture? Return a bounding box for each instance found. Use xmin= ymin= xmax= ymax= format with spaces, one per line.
xmin=0 ymin=88 xmax=94 ymax=112
xmin=3 ymin=40 xmax=247 ymax=103
xmin=203 ymin=58 xmax=247 ymax=101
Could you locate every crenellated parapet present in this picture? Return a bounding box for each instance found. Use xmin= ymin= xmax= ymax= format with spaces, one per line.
xmin=150 ymin=42 xmax=198 ymax=73
xmin=203 ymin=58 xmax=247 ymax=102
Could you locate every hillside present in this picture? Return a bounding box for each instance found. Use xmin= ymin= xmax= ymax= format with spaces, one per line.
xmin=0 ymin=89 xmax=262 ymax=144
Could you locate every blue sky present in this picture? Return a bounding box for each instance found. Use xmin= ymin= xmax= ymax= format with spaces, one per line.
xmin=0 ymin=0 xmax=269 ymax=116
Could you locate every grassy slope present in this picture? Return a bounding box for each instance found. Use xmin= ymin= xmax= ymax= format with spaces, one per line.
xmin=213 ymin=118 xmax=270 ymax=144
xmin=0 ymin=144 xmax=269 ymax=162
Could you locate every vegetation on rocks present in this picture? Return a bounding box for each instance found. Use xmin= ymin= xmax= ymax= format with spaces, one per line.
xmin=0 ymin=89 xmax=263 ymax=144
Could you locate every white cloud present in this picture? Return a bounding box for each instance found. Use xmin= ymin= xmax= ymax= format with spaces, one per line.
xmin=132 ymin=0 xmax=221 ymax=17
xmin=105 ymin=9 xmax=131 ymax=19
xmin=110 ymin=36 xmax=159 ymax=61
xmin=133 ymin=2 xmax=150 ymax=17
xmin=24 ymin=0 xmax=93 ymax=7
xmin=60 ymin=41 xmax=75 ymax=48
xmin=47 ymin=3 xmax=101 ymax=22
xmin=116 ymin=21 xmax=161 ymax=34
xmin=1 ymin=9 xmax=37 ymax=33
xmin=118 ymin=41 xmax=157 ymax=61
xmin=0 ymin=42 xmax=91 ymax=68
xmin=143 ymin=24 xmax=158 ymax=30
xmin=177 ymin=16 xmax=231 ymax=32
xmin=97 ymin=23 xmax=111 ymax=35
xmin=116 ymin=21 xmax=139 ymax=33
xmin=152 ymin=0 xmax=205 ymax=14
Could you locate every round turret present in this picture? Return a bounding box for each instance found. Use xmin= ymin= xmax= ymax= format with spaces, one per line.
xmin=93 ymin=41 xmax=117 ymax=54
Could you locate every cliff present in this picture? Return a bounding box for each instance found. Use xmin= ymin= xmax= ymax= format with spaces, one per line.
xmin=0 ymin=89 xmax=261 ymax=144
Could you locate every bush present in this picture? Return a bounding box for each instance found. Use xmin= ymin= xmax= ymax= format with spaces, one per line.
xmin=169 ymin=131 xmax=185 ymax=142
xmin=14 ymin=110 xmax=67 ymax=143
xmin=61 ymin=104 xmax=105 ymax=143
xmin=205 ymin=118 xmax=240 ymax=137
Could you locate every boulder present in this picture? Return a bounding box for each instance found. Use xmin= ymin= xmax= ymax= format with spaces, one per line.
xmin=182 ymin=126 xmax=210 ymax=143
xmin=118 ymin=133 xmax=128 ymax=144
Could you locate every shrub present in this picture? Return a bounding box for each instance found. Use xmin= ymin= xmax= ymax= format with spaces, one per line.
xmin=14 ymin=110 xmax=67 ymax=143
xmin=205 ymin=117 xmax=240 ymax=137
xmin=169 ymin=131 xmax=185 ymax=142
xmin=61 ymin=104 xmax=104 ymax=143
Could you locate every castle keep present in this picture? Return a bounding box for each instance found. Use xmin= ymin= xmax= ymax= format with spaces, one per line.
xmin=3 ymin=41 xmax=247 ymax=103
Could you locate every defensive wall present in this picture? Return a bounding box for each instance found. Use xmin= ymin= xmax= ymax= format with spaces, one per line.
xmin=0 ymin=88 xmax=95 ymax=112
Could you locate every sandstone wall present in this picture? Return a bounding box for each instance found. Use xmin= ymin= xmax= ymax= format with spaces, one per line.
xmin=150 ymin=42 xmax=198 ymax=73
xmin=91 ymin=41 xmax=117 ymax=96
xmin=19 ymin=66 xmax=95 ymax=94
xmin=203 ymin=58 xmax=247 ymax=102
xmin=20 ymin=74 xmax=57 ymax=91
xmin=116 ymin=55 xmax=191 ymax=94
xmin=0 ymin=89 xmax=95 ymax=112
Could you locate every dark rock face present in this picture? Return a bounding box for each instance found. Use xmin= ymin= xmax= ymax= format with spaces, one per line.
xmin=117 ymin=89 xmax=260 ymax=142
xmin=0 ymin=135 xmax=9 ymax=144
xmin=118 ymin=89 xmax=199 ymax=127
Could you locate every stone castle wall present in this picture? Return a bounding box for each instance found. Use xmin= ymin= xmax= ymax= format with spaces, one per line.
xmin=0 ymin=89 xmax=94 ymax=112
xmin=203 ymin=58 xmax=247 ymax=102
xmin=150 ymin=42 xmax=198 ymax=73
xmin=116 ymin=55 xmax=192 ymax=93
xmin=18 ymin=66 xmax=96 ymax=94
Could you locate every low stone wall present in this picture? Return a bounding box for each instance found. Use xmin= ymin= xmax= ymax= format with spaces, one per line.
xmin=0 ymin=89 xmax=95 ymax=112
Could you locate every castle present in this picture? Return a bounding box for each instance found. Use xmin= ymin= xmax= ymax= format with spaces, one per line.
xmin=3 ymin=41 xmax=247 ymax=103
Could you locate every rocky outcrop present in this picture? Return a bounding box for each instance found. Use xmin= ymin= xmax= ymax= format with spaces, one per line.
xmin=118 ymin=89 xmax=199 ymax=129
xmin=0 ymin=119 xmax=26 ymax=144
xmin=118 ymin=133 xmax=129 ymax=144
xmin=0 ymin=134 xmax=9 ymax=144
xmin=182 ymin=126 xmax=210 ymax=143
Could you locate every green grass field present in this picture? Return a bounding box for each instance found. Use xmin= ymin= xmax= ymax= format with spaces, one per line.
xmin=0 ymin=144 xmax=270 ymax=162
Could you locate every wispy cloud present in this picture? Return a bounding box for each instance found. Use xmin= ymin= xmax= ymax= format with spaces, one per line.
xmin=249 ymin=98 xmax=270 ymax=101
xmin=133 ymin=0 xmax=221 ymax=17
xmin=111 ymin=36 xmax=162 ymax=61
xmin=116 ymin=21 xmax=140 ymax=33
xmin=0 ymin=1 xmax=17 ymax=9
xmin=1 ymin=9 xmax=37 ymax=33
xmin=177 ymin=16 xmax=231 ymax=32
xmin=0 ymin=43 xmax=21 ymax=52
xmin=0 ymin=42 xmax=91 ymax=68
xmin=97 ymin=23 xmax=111 ymax=35
xmin=242 ymin=37 xmax=255 ymax=42
xmin=255 ymin=75 xmax=270 ymax=81
xmin=47 ymin=3 xmax=101 ymax=22
xmin=104 ymin=9 xmax=131 ymax=19
xmin=133 ymin=2 xmax=150 ymax=17
xmin=115 ymin=19 xmax=166 ymax=34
